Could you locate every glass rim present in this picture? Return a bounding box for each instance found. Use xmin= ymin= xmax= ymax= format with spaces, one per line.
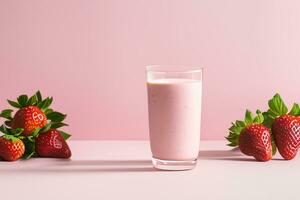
xmin=146 ymin=65 xmax=203 ymax=73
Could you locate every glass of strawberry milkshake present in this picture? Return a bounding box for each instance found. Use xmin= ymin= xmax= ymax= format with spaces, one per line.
xmin=146 ymin=66 xmax=202 ymax=170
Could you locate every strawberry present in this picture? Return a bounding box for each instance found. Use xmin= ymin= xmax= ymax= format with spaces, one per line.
xmin=0 ymin=91 xmax=67 ymax=136
xmin=239 ymin=124 xmax=272 ymax=161
xmin=35 ymin=128 xmax=71 ymax=158
xmin=263 ymin=94 xmax=300 ymax=160
xmin=226 ymin=110 xmax=275 ymax=161
xmin=0 ymin=91 xmax=71 ymax=160
xmin=11 ymin=106 xmax=47 ymax=136
xmin=0 ymin=135 xmax=25 ymax=161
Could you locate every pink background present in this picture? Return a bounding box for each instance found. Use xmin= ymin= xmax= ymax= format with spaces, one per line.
xmin=1 ymin=1 xmax=300 ymax=140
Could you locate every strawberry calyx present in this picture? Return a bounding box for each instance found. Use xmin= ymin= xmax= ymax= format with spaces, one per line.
xmin=0 ymin=124 xmax=24 ymax=137
xmin=263 ymin=93 xmax=300 ymax=128
xmin=2 ymin=134 xmax=20 ymax=143
xmin=6 ymin=91 xmax=53 ymax=112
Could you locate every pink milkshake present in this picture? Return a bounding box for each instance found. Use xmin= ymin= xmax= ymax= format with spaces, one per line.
xmin=146 ymin=67 xmax=202 ymax=170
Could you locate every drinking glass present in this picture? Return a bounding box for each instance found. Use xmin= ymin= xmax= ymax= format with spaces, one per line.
xmin=146 ymin=66 xmax=202 ymax=170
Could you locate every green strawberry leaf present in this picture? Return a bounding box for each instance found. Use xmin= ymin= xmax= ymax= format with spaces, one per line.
xmin=27 ymin=136 xmax=35 ymax=142
xmin=253 ymin=110 xmax=264 ymax=124
xmin=22 ymin=138 xmax=36 ymax=159
xmin=23 ymin=151 xmax=36 ymax=159
xmin=51 ymin=122 xmax=68 ymax=129
xmin=39 ymin=97 xmax=53 ymax=111
xmin=7 ymin=99 xmax=21 ymax=108
xmin=289 ymin=103 xmax=300 ymax=116
xmin=18 ymin=135 xmax=26 ymax=140
xmin=37 ymin=98 xmax=46 ymax=108
xmin=27 ymin=94 xmax=38 ymax=106
xmin=226 ymin=120 xmax=245 ymax=147
xmin=0 ymin=125 xmax=9 ymax=134
xmin=3 ymin=134 xmax=19 ymax=142
xmin=267 ymin=93 xmax=288 ymax=117
xmin=0 ymin=109 xmax=13 ymax=120
xmin=41 ymin=123 xmax=51 ymax=133
xmin=226 ymin=142 xmax=238 ymax=147
xmin=59 ymin=130 xmax=71 ymax=140
xmin=0 ymin=126 xmax=16 ymax=135
xmin=225 ymin=134 xmax=239 ymax=146
xmin=46 ymin=112 xmax=66 ymax=122
xmin=235 ymin=120 xmax=245 ymax=127
xmin=32 ymin=127 xmax=41 ymax=137
xmin=36 ymin=90 xmax=42 ymax=102
xmin=262 ymin=112 xmax=274 ymax=128
xmin=229 ymin=123 xmax=243 ymax=134
xmin=17 ymin=94 xmax=28 ymax=107
xmin=244 ymin=110 xmax=253 ymax=125
xmin=11 ymin=128 xmax=24 ymax=136
xmin=44 ymin=97 xmax=53 ymax=109
xmin=44 ymin=108 xmax=53 ymax=115
xmin=271 ymin=135 xmax=277 ymax=156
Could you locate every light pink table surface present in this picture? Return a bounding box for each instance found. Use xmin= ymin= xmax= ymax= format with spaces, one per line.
xmin=1 ymin=140 xmax=298 ymax=200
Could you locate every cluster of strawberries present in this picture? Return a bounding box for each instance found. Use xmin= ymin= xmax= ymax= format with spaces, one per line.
xmin=0 ymin=91 xmax=71 ymax=161
xmin=227 ymin=94 xmax=300 ymax=161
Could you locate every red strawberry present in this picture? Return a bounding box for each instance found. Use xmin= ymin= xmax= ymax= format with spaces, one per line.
xmin=264 ymin=94 xmax=300 ymax=160
xmin=272 ymin=115 xmax=300 ymax=160
xmin=35 ymin=129 xmax=71 ymax=158
xmin=0 ymin=91 xmax=61 ymax=136
xmin=226 ymin=110 xmax=274 ymax=161
xmin=0 ymin=135 xmax=25 ymax=161
xmin=11 ymin=106 xmax=47 ymax=136
xmin=0 ymin=91 xmax=71 ymax=160
xmin=239 ymin=124 xmax=272 ymax=161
